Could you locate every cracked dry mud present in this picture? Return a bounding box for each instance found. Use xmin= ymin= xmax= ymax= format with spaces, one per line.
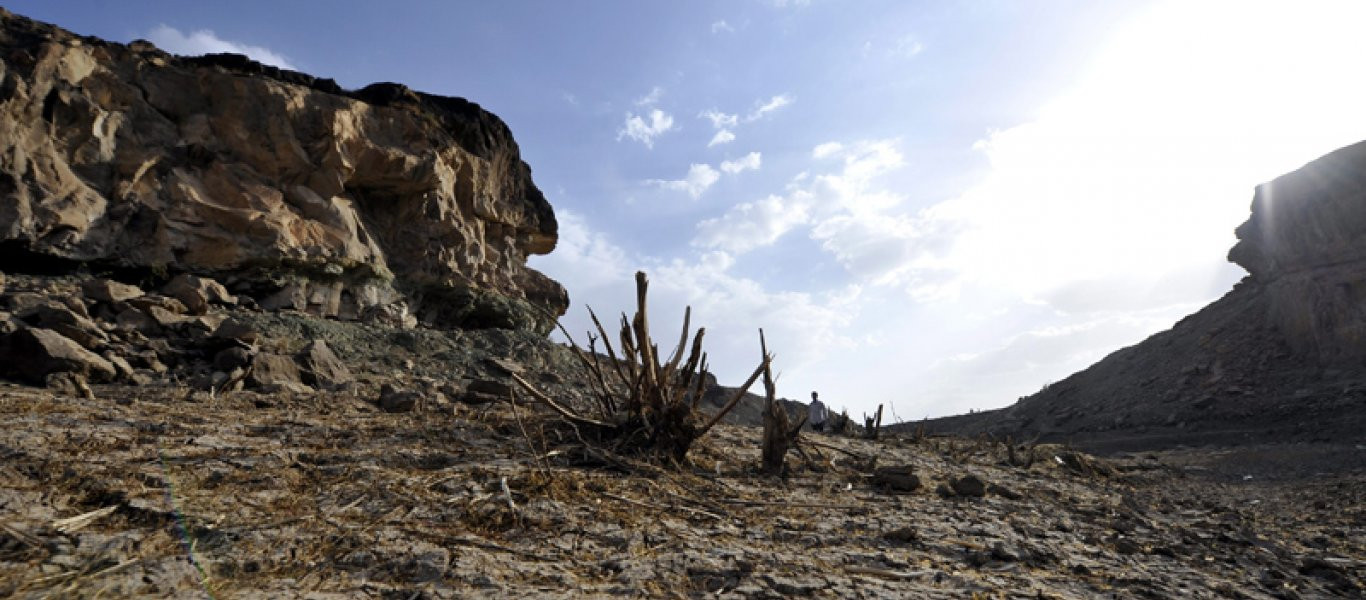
xmin=1 ymin=383 xmax=1361 ymax=598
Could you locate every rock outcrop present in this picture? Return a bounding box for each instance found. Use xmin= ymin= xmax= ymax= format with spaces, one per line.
xmin=920 ymin=141 xmax=1366 ymax=451
xmin=1229 ymin=141 xmax=1366 ymax=365
xmin=0 ymin=9 xmax=565 ymax=333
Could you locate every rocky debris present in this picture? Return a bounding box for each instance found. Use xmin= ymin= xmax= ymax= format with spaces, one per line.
xmin=0 ymin=327 xmax=116 ymax=383
xmin=297 ymin=340 xmax=352 ymax=390
xmin=0 ymin=9 xmax=565 ymax=333
xmin=871 ymin=466 xmax=921 ymax=492
xmin=24 ymin=304 xmax=107 ymax=350
xmin=80 ymin=279 xmax=144 ymax=303
xmin=247 ymin=353 xmax=311 ymax=394
xmin=0 ymin=383 xmax=1360 ymax=599
xmin=378 ymin=383 xmax=421 ymax=413
xmin=213 ymin=318 xmax=263 ymax=344
xmin=162 ymin=274 xmax=235 ymax=315
xmin=949 ymin=474 xmax=988 ymax=497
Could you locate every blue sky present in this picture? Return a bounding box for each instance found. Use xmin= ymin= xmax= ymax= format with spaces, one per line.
xmin=13 ymin=1 xmax=1366 ymax=419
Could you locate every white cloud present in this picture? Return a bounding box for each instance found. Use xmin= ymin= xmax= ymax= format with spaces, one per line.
xmin=720 ymin=151 xmax=762 ymax=174
xmin=746 ymin=95 xmax=793 ymax=121
xmin=649 ymin=163 xmax=720 ymax=198
xmin=528 ymin=210 xmax=630 ymax=292
xmin=892 ymin=1 xmax=1366 ymax=310
xmin=634 ymin=86 xmax=664 ymax=106
xmin=711 ymin=20 xmax=735 ymax=34
xmin=708 ymin=129 xmax=737 ymax=147
xmin=530 ymin=215 xmax=857 ymax=403
xmin=890 ymin=35 xmax=924 ymax=58
xmin=812 ymin=142 xmax=843 ymax=159
xmin=617 ymin=109 xmax=676 ymax=148
xmin=146 ymin=24 xmax=296 ymax=70
xmin=700 ymin=110 xmax=739 ymax=129
xmin=694 ymin=193 xmax=811 ymax=254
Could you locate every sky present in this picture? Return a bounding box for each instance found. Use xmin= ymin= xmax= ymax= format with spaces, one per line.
xmin=12 ymin=1 xmax=1366 ymax=420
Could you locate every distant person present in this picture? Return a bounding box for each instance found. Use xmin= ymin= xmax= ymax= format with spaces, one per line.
xmin=808 ymin=391 xmax=829 ymax=433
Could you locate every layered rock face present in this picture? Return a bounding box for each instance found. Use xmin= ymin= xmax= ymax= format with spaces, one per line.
xmin=920 ymin=141 xmax=1366 ymax=451
xmin=0 ymin=9 xmax=565 ymax=332
xmin=1229 ymin=141 xmax=1366 ymax=365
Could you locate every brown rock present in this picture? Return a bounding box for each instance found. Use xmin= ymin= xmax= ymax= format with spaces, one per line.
xmin=213 ymin=346 xmax=254 ymax=372
xmin=0 ymin=12 xmax=566 ymax=332
xmin=950 ymin=475 xmax=987 ymax=498
xmin=0 ymin=327 xmax=117 ymax=383
xmin=114 ymin=308 xmax=161 ymax=335
xmin=127 ymin=295 xmax=189 ymax=315
xmin=247 ymin=353 xmax=310 ymax=393
xmin=872 ymin=466 xmax=922 ymax=493
xmin=162 ymin=274 xmax=235 ymax=315
xmin=212 ymin=318 xmax=262 ymax=344
xmin=378 ymin=384 xmax=421 ymax=413
xmin=28 ymin=305 xmax=107 ymax=350
xmin=297 ymin=340 xmax=352 ymax=390
xmin=80 ymin=279 xmax=145 ymax=303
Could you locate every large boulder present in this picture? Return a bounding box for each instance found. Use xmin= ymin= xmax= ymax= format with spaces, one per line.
xmin=0 ymin=9 xmax=565 ymax=333
xmin=0 ymin=327 xmax=117 ymax=383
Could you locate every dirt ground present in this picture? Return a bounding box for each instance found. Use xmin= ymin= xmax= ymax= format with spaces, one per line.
xmin=1 ymin=382 xmax=1361 ymax=599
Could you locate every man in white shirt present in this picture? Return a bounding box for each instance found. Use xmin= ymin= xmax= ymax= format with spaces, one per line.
xmin=808 ymin=391 xmax=829 ymax=433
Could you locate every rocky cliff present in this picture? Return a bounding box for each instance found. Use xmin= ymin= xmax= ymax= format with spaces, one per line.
xmin=0 ymin=9 xmax=565 ymax=333
xmin=919 ymin=141 xmax=1366 ymax=452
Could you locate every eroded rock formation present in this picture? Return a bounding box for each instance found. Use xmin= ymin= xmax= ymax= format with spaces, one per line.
xmin=1229 ymin=141 xmax=1366 ymax=365
xmin=0 ymin=9 xmax=565 ymax=333
xmin=920 ymin=141 xmax=1366 ymax=451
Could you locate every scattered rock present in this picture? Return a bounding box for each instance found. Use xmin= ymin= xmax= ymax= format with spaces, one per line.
xmin=163 ymin=274 xmax=236 ymax=315
xmin=213 ymin=346 xmax=255 ymax=372
xmin=44 ymin=371 xmax=94 ymax=399
xmin=988 ymin=483 xmax=1023 ymax=500
xmin=950 ymin=475 xmax=988 ymax=498
xmin=248 ymin=353 xmax=311 ymax=393
xmin=883 ymin=526 xmax=918 ymax=543
xmin=213 ymin=318 xmax=262 ymax=344
xmin=0 ymin=327 xmax=117 ymax=383
xmin=872 ymin=466 xmax=922 ymax=492
xmin=127 ymin=295 xmax=189 ymax=315
xmin=297 ymin=340 xmax=353 ymax=390
xmin=80 ymin=279 xmax=145 ymax=303
xmin=115 ymin=308 xmax=162 ymax=335
xmin=378 ymin=384 xmax=421 ymax=413
xmin=27 ymin=305 xmax=107 ymax=350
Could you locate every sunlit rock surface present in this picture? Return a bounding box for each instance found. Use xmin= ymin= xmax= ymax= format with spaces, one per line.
xmin=0 ymin=8 xmax=565 ymax=332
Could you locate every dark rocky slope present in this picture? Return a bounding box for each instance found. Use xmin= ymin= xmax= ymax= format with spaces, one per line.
xmin=917 ymin=142 xmax=1366 ymax=455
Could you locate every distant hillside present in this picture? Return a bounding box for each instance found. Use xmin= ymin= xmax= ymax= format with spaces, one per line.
xmin=914 ymin=141 xmax=1366 ymax=453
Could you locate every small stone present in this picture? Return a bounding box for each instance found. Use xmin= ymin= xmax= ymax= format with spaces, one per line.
xmin=1114 ymin=538 xmax=1142 ymax=555
xmin=213 ymin=346 xmax=254 ymax=372
xmin=212 ymin=318 xmax=261 ymax=344
xmin=297 ymin=340 xmax=352 ymax=390
xmin=950 ymin=474 xmax=987 ymax=498
xmin=81 ymin=278 xmax=145 ymax=303
xmin=163 ymin=273 xmax=236 ymax=315
xmin=127 ymin=294 xmax=189 ymax=315
xmin=871 ymin=466 xmax=922 ymax=492
xmin=987 ymin=483 xmax=1022 ymax=500
xmin=882 ymin=526 xmax=917 ymax=543
xmin=378 ymin=384 xmax=421 ymax=413
xmin=248 ymin=353 xmax=310 ymax=392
